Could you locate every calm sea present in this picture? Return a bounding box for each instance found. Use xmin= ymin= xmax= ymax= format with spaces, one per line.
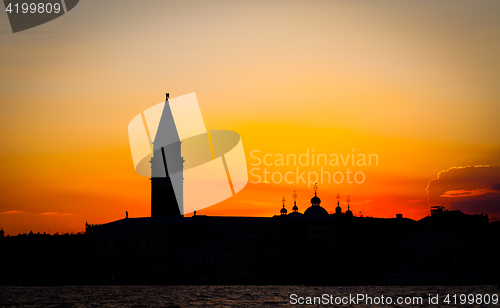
xmin=0 ymin=285 xmax=498 ymax=307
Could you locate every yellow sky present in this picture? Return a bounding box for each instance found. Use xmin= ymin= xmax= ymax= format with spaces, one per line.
xmin=1 ymin=0 xmax=500 ymax=235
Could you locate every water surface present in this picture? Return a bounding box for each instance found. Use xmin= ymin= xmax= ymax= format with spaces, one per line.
xmin=0 ymin=285 xmax=498 ymax=307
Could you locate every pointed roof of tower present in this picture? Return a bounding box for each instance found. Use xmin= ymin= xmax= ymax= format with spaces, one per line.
xmin=153 ymin=94 xmax=180 ymax=151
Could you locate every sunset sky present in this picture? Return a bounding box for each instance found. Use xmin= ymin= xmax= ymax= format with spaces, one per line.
xmin=1 ymin=0 xmax=500 ymax=235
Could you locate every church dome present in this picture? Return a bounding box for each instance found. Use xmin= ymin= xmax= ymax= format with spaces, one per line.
xmin=345 ymin=205 xmax=353 ymax=217
xmin=305 ymin=184 xmax=328 ymax=217
xmin=310 ymin=183 xmax=321 ymax=205
xmin=304 ymin=205 xmax=329 ymax=217
xmin=289 ymin=191 xmax=301 ymax=217
xmin=279 ymin=196 xmax=287 ymax=216
xmin=310 ymin=194 xmax=321 ymax=205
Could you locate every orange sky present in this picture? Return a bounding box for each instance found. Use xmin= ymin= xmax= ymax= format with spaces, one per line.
xmin=1 ymin=1 xmax=500 ymax=235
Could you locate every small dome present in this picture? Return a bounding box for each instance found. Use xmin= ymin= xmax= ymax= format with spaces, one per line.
xmin=292 ymin=204 xmax=298 ymax=211
xmin=304 ymin=205 xmax=329 ymax=217
xmin=311 ymin=193 xmax=321 ymax=205
xmin=280 ymin=205 xmax=287 ymax=215
xmin=345 ymin=205 xmax=353 ymax=217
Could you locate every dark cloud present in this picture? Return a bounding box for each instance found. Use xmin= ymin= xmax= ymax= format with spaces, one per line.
xmin=426 ymin=166 xmax=500 ymax=212
xmin=453 ymin=200 xmax=500 ymax=216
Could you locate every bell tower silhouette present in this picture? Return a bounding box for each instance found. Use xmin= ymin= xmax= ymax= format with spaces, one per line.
xmin=150 ymin=93 xmax=184 ymax=217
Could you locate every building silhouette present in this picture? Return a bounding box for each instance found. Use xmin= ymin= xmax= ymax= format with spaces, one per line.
xmin=80 ymin=185 xmax=499 ymax=284
xmin=0 ymin=187 xmax=499 ymax=285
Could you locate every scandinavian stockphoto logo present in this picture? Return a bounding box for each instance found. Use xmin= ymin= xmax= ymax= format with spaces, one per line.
xmin=128 ymin=93 xmax=248 ymax=215
xmin=3 ymin=0 xmax=79 ymax=33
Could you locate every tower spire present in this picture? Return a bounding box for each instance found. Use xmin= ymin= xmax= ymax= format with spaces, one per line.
xmin=150 ymin=92 xmax=183 ymax=217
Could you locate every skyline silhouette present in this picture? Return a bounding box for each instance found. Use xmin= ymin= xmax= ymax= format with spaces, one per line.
xmin=1 ymin=1 xmax=500 ymax=236
xmin=1 ymin=185 xmax=498 ymax=286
